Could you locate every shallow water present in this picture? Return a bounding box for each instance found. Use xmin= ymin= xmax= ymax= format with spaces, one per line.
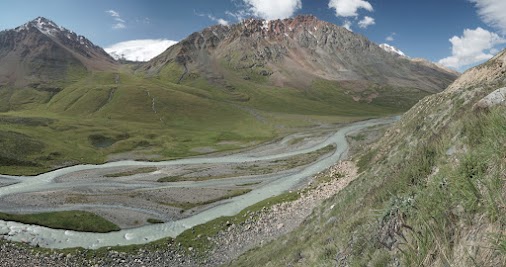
xmin=0 ymin=117 xmax=397 ymax=249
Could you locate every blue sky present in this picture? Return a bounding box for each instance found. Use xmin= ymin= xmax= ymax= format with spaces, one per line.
xmin=1 ymin=0 xmax=505 ymax=71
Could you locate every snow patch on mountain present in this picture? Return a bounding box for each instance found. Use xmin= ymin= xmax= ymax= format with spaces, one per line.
xmin=379 ymin=43 xmax=406 ymax=57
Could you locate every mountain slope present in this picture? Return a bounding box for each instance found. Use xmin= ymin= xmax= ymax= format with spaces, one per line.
xmin=0 ymin=17 xmax=459 ymax=176
xmin=232 ymin=50 xmax=506 ymax=266
xmin=0 ymin=17 xmax=118 ymax=111
xmin=143 ymin=15 xmax=457 ymax=98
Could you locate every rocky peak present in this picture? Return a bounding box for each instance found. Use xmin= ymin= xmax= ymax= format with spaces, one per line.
xmin=6 ymin=17 xmax=114 ymax=61
xmin=379 ymin=43 xmax=406 ymax=57
xmin=238 ymin=15 xmax=329 ymax=39
xmin=15 ymin=17 xmax=63 ymax=35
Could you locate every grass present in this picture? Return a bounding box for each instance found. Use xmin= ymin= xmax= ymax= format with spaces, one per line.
xmin=0 ymin=211 xmax=120 ymax=233
xmin=104 ymin=167 xmax=158 ymax=177
xmin=147 ymin=218 xmax=164 ymax=224
xmin=236 ymin=181 xmax=262 ymax=186
xmin=172 ymin=190 xmax=300 ymax=253
xmin=231 ymin=97 xmax=506 ymax=266
xmin=0 ymin=64 xmax=424 ymax=176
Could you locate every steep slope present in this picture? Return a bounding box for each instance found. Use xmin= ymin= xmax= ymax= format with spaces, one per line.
xmin=0 ymin=17 xmax=118 ymax=110
xmin=232 ymin=51 xmax=506 ymax=266
xmin=0 ymin=17 xmax=117 ymax=86
xmin=143 ymin=15 xmax=457 ymax=100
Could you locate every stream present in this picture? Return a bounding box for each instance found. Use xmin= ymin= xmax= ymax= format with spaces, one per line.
xmin=0 ymin=117 xmax=397 ymax=249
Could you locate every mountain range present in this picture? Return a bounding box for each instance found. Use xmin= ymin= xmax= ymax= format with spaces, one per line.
xmin=145 ymin=15 xmax=456 ymax=94
xmin=0 ymin=16 xmax=459 ymax=174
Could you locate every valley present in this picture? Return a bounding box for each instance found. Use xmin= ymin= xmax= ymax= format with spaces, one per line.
xmin=0 ymin=117 xmax=396 ymax=249
xmin=1 ymin=8 xmax=503 ymax=267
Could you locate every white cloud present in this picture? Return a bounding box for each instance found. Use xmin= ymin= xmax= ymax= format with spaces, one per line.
xmin=343 ymin=20 xmax=353 ymax=31
xmin=225 ymin=10 xmax=246 ymax=22
xmin=195 ymin=12 xmax=229 ymax=26
xmin=106 ymin=10 xmax=120 ymax=18
xmin=106 ymin=10 xmax=126 ymax=30
xmin=112 ymin=22 xmax=126 ymax=29
xmin=358 ymin=16 xmax=375 ymax=28
xmin=470 ymin=0 xmax=506 ymax=34
xmin=438 ymin=27 xmax=506 ymax=69
xmin=328 ymin=0 xmax=373 ymax=17
xmin=105 ymin=39 xmax=178 ymax=62
xmin=386 ymin=32 xmax=396 ymax=42
xmin=242 ymin=0 xmax=302 ymax=20
xmin=217 ymin=18 xmax=229 ymax=26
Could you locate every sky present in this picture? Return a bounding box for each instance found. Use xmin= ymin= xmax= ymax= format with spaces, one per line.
xmin=0 ymin=0 xmax=505 ymax=71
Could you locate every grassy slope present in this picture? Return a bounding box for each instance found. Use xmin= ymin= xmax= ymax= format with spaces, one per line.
xmin=0 ymin=62 xmax=428 ymax=175
xmin=231 ymin=84 xmax=506 ymax=265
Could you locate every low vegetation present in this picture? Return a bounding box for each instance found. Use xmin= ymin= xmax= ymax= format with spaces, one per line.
xmin=0 ymin=66 xmax=418 ymax=176
xmin=231 ymin=95 xmax=506 ymax=265
xmin=0 ymin=211 xmax=120 ymax=233
xmin=147 ymin=218 xmax=164 ymax=224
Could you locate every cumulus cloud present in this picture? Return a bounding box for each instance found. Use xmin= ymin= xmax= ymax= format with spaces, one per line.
xmin=470 ymin=0 xmax=506 ymax=34
xmin=242 ymin=0 xmax=302 ymax=20
xmin=106 ymin=10 xmax=126 ymax=29
xmin=328 ymin=0 xmax=375 ymax=31
xmin=105 ymin=39 xmax=178 ymax=62
xmin=358 ymin=16 xmax=375 ymax=28
xmin=438 ymin=27 xmax=506 ymax=69
xmin=328 ymin=0 xmax=373 ymax=17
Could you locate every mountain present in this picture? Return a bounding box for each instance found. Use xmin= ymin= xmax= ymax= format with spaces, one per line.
xmin=0 ymin=17 xmax=460 ymax=176
xmin=0 ymin=17 xmax=117 ymax=88
xmin=143 ymin=15 xmax=458 ymax=98
xmin=379 ymin=43 xmax=405 ymax=57
xmin=233 ymin=49 xmax=506 ymax=266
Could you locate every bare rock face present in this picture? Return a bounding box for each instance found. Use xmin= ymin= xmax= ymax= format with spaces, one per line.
xmin=144 ymin=15 xmax=458 ymax=93
xmin=474 ymin=87 xmax=506 ymax=109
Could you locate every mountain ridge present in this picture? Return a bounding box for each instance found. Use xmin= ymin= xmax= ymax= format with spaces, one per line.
xmin=0 ymin=17 xmax=117 ymax=88
xmin=143 ymin=15 xmax=458 ymax=95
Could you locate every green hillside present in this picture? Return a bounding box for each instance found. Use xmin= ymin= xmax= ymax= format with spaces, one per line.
xmin=0 ymin=65 xmax=420 ymax=175
xmin=231 ymin=58 xmax=506 ymax=266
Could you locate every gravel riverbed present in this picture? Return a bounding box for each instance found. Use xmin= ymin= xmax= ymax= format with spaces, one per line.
xmin=0 ymin=161 xmax=357 ymax=267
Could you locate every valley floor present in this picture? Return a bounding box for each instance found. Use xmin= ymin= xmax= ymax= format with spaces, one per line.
xmin=0 ymin=118 xmax=391 ymax=266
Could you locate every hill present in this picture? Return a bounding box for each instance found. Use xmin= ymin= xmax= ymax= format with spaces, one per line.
xmin=232 ymin=49 xmax=506 ymax=266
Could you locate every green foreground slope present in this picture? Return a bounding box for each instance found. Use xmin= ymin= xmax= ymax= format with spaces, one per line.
xmin=231 ymin=54 xmax=506 ymax=266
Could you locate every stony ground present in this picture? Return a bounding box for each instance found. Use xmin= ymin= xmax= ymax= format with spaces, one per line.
xmin=0 ymin=161 xmax=358 ymax=267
